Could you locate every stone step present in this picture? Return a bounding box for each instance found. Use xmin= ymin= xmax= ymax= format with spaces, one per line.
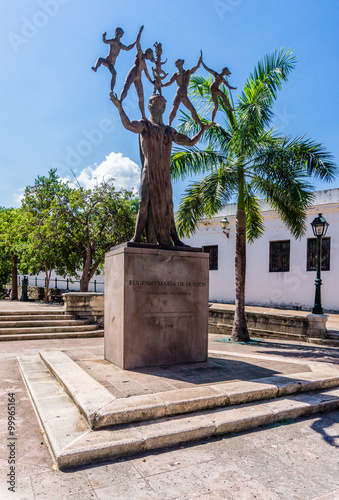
xmin=0 ymin=310 xmax=66 ymax=316
xmin=18 ymin=353 xmax=339 ymax=469
xmin=308 ymin=337 xmax=339 ymax=347
xmin=0 ymin=319 xmax=90 ymax=328
xmin=0 ymin=314 xmax=74 ymax=322
xmin=1 ymin=329 xmax=104 ymax=341
xmin=325 ymin=330 xmax=339 ymax=340
xmin=38 ymin=349 xmax=339 ymax=428
xmin=0 ymin=324 xmax=100 ymax=335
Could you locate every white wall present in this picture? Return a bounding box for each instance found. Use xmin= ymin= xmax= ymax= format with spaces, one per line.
xmin=182 ymin=189 xmax=339 ymax=312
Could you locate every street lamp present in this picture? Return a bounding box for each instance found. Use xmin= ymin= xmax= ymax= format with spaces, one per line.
xmin=311 ymin=213 xmax=329 ymax=314
xmin=220 ymin=216 xmax=230 ymax=238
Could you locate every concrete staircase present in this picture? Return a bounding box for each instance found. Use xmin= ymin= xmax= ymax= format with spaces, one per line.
xmin=0 ymin=310 xmax=104 ymax=341
xmin=19 ymin=350 xmax=339 ymax=469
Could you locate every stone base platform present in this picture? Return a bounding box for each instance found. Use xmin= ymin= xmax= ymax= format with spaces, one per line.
xmin=18 ymin=348 xmax=339 ymax=469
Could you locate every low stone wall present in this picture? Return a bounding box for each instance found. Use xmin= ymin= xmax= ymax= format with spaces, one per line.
xmin=209 ymin=305 xmax=328 ymax=340
xmin=63 ymin=292 xmax=104 ymax=326
xmin=9 ymin=285 xmax=63 ymax=302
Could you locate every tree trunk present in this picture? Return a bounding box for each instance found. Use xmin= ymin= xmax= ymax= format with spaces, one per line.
xmin=10 ymin=255 xmax=18 ymax=301
xmin=80 ymin=251 xmax=92 ymax=292
xmin=44 ymin=263 xmax=52 ymax=303
xmin=80 ymin=275 xmax=90 ymax=292
xmin=231 ymin=208 xmax=250 ymax=342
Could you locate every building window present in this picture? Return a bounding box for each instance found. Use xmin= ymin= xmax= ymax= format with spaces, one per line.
xmin=203 ymin=245 xmax=218 ymax=270
xmin=307 ymin=237 xmax=330 ymax=271
xmin=269 ymin=240 xmax=290 ymax=272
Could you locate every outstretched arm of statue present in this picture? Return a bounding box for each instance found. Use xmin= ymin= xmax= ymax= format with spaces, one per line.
xmin=190 ymin=51 xmax=203 ymax=75
xmin=222 ymin=77 xmax=237 ymax=90
xmin=144 ymin=66 xmax=154 ymax=85
xmin=102 ymin=32 xmax=114 ymax=44
xmin=110 ymin=92 xmax=144 ymax=133
xmin=162 ymin=72 xmax=177 ymax=87
xmin=121 ymin=40 xmax=136 ymax=51
xmin=135 ymin=25 xmax=144 ymax=55
xmin=172 ymin=122 xmax=213 ymax=147
xmin=201 ymin=60 xmax=217 ymax=77
xmin=137 ymin=25 xmax=144 ymax=42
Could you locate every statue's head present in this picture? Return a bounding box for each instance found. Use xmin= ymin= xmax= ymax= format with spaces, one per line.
xmin=144 ymin=48 xmax=155 ymax=62
xmin=221 ymin=67 xmax=231 ymax=76
xmin=115 ymin=27 xmax=124 ymax=38
xmin=148 ymin=94 xmax=166 ymax=115
xmin=175 ymin=59 xmax=184 ymax=69
xmin=154 ymin=42 xmax=162 ymax=57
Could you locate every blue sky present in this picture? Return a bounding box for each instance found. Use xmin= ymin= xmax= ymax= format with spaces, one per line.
xmin=1 ymin=0 xmax=338 ymax=208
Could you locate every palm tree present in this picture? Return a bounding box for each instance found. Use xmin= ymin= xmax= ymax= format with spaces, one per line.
xmin=171 ymin=49 xmax=336 ymax=342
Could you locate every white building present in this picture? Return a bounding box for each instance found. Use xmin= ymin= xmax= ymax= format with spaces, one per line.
xmin=181 ymin=189 xmax=339 ymax=312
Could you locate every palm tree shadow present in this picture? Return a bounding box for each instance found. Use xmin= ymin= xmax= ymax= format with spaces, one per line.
xmin=133 ymin=356 xmax=302 ymax=385
xmin=311 ymin=414 xmax=339 ymax=448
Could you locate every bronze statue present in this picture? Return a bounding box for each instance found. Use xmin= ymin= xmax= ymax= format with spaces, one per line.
xmin=110 ymin=92 xmax=212 ymax=246
xmin=119 ymin=28 xmax=155 ymax=119
xmin=152 ymin=42 xmax=168 ymax=95
xmin=164 ymin=53 xmax=203 ymax=126
xmin=92 ymin=26 xmax=143 ymax=92
xmin=201 ymin=60 xmax=237 ymax=120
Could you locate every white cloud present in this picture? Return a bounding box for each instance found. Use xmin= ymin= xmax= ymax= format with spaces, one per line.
xmin=13 ymin=187 xmax=25 ymax=206
xmin=64 ymin=152 xmax=140 ymax=192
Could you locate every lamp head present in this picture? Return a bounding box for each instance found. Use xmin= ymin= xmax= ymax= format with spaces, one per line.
xmin=311 ymin=213 xmax=329 ymax=237
xmin=220 ymin=216 xmax=229 ymax=230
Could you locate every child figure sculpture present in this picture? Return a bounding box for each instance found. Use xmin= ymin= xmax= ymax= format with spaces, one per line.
xmin=201 ymin=60 xmax=237 ymax=121
xmin=152 ymin=42 xmax=168 ymax=96
xmin=92 ymin=26 xmax=142 ymax=92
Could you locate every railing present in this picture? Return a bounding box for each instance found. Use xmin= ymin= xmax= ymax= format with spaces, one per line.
xmin=18 ymin=276 xmax=104 ymax=293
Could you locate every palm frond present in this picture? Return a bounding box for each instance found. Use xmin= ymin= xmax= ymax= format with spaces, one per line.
xmin=250 ymin=48 xmax=296 ymax=96
xmin=254 ymin=135 xmax=337 ymax=182
xmin=171 ymin=148 xmax=226 ymax=181
xmin=237 ymin=48 xmax=296 ymax=131
xmin=175 ymin=167 xmax=237 ymax=237
xmin=252 ymin=164 xmax=314 ymax=238
xmin=244 ymin=189 xmax=265 ymax=242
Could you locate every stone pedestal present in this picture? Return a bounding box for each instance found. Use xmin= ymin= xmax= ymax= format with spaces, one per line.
xmin=104 ymin=244 xmax=209 ymax=369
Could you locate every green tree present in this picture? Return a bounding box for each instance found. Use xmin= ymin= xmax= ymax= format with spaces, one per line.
xmin=0 ymin=207 xmax=26 ymax=300
xmin=50 ymin=178 xmax=136 ymax=292
xmin=171 ymin=49 xmax=336 ymax=341
xmin=21 ymin=169 xmax=79 ymax=302
xmin=0 ymin=209 xmax=12 ymax=295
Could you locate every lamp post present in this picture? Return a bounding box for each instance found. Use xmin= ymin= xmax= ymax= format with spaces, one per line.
xmin=311 ymin=213 xmax=329 ymax=314
xmin=220 ymin=216 xmax=230 ymax=238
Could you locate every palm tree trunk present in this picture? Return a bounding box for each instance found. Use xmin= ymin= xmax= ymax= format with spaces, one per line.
xmin=232 ymin=206 xmax=250 ymax=342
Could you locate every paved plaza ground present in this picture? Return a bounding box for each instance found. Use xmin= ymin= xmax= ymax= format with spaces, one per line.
xmin=0 ymin=300 xmax=338 ymax=499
